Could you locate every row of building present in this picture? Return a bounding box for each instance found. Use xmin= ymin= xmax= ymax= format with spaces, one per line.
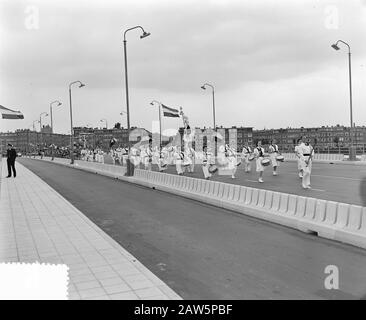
xmin=1 ymin=124 xmax=366 ymax=155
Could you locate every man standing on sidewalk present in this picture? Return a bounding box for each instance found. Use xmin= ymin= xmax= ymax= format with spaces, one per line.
xmin=6 ymin=143 xmax=17 ymax=178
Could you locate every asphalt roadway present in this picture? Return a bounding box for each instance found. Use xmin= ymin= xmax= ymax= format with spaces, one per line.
xmin=20 ymin=158 xmax=366 ymax=299
xmin=140 ymin=160 xmax=366 ymax=207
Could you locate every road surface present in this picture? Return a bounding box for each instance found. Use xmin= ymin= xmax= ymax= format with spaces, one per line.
xmin=19 ymin=158 xmax=366 ymax=299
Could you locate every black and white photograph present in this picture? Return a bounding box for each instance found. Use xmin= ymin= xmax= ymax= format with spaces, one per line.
xmin=1 ymin=0 xmax=366 ymax=306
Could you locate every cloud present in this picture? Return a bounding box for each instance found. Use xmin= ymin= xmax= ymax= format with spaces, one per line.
xmin=0 ymin=0 xmax=366 ymax=134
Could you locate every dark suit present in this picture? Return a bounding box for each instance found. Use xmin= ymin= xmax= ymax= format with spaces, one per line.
xmin=7 ymin=148 xmax=17 ymax=177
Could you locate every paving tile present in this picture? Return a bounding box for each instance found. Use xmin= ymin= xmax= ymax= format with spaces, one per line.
xmin=109 ymin=292 xmax=139 ymax=300
xmin=127 ymin=279 xmax=155 ymax=291
xmin=71 ymin=273 xmax=98 ymax=283
xmin=134 ymin=287 xmax=165 ymax=299
xmin=103 ymin=283 xmax=132 ymax=295
xmin=75 ymin=280 xmax=101 ymax=291
xmin=79 ymin=287 xmax=106 ymax=299
xmin=99 ymin=276 xmax=126 ymax=287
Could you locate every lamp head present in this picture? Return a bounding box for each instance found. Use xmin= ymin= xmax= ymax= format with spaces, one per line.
xmin=331 ymin=43 xmax=340 ymax=51
xmin=79 ymin=82 xmax=85 ymax=88
xmin=201 ymin=85 xmax=206 ymax=90
xmin=140 ymin=31 xmax=151 ymax=39
xmin=58 ymin=102 xmax=62 ymax=106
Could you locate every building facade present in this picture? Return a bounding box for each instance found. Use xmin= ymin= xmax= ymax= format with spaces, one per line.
xmin=73 ymin=127 xmax=151 ymax=151
xmin=252 ymin=125 xmax=366 ymax=153
xmin=0 ymin=129 xmax=70 ymax=155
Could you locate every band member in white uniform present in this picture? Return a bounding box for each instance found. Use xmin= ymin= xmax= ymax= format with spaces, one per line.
xmin=225 ymin=144 xmax=237 ymax=179
xmin=241 ymin=145 xmax=252 ymax=173
xmin=294 ymin=138 xmax=303 ymax=178
xmin=254 ymin=141 xmax=265 ymax=183
xmin=202 ymin=146 xmax=212 ymax=179
xmin=268 ymin=140 xmax=280 ymax=176
xmin=187 ymin=146 xmax=196 ymax=173
xmin=298 ymin=138 xmax=314 ymax=189
xmin=174 ymin=146 xmax=184 ymax=175
xmin=144 ymin=140 xmax=153 ymax=171
xmin=157 ymin=148 xmax=168 ymax=172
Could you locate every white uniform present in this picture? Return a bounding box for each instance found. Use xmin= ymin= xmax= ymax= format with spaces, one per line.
xmin=187 ymin=147 xmax=196 ymax=173
xmin=241 ymin=146 xmax=252 ymax=172
xmin=294 ymin=145 xmax=302 ymax=171
xmin=225 ymin=146 xmax=237 ymax=178
xmin=268 ymin=144 xmax=279 ymax=167
xmin=298 ymin=143 xmax=314 ymax=189
xmin=202 ymin=151 xmax=212 ymax=179
xmin=144 ymin=146 xmax=153 ymax=171
xmin=157 ymin=149 xmax=168 ymax=172
xmin=254 ymin=147 xmax=265 ymax=172
xmin=99 ymin=150 xmax=105 ymax=164
xmin=175 ymin=150 xmax=184 ymax=175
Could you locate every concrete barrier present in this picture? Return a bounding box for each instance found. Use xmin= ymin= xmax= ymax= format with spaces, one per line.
xmin=32 ymin=157 xmax=366 ymax=250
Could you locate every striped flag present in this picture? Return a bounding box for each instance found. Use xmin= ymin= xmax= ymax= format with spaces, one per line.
xmin=0 ymin=105 xmax=24 ymax=119
xmin=162 ymin=104 xmax=179 ymax=118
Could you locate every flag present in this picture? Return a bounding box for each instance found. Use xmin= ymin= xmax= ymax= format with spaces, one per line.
xmin=162 ymin=104 xmax=179 ymax=118
xmin=0 ymin=105 xmax=24 ymax=119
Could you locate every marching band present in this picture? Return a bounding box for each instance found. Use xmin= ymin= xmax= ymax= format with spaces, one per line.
xmin=77 ymin=100 xmax=315 ymax=190
xmin=79 ymin=134 xmax=315 ymax=190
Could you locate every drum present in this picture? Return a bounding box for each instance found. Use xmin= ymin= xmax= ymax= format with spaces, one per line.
xmin=261 ymin=158 xmax=271 ymax=166
xmin=209 ymin=164 xmax=218 ymax=173
xmin=248 ymin=155 xmax=255 ymax=161
xmin=182 ymin=157 xmax=192 ymax=166
xmin=276 ymin=155 xmax=285 ymax=162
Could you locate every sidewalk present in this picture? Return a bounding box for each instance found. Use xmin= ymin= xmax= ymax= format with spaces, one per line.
xmin=0 ymin=160 xmax=182 ymax=300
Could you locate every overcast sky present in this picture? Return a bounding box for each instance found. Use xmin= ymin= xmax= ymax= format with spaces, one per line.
xmin=1 ymin=0 xmax=366 ymax=135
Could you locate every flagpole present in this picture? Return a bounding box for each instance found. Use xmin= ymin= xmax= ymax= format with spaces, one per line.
xmin=150 ymin=100 xmax=162 ymax=159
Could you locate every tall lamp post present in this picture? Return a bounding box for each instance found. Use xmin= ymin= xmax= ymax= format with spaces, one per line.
xmin=32 ymin=120 xmax=39 ymax=156
xmin=100 ymin=118 xmax=108 ymax=129
xmin=150 ymin=100 xmax=162 ymax=157
xmin=331 ymin=40 xmax=355 ymax=161
xmin=33 ymin=119 xmax=39 ymax=132
xmin=120 ymin=110 xmax=127 ymax=128
xmin=39 ymin=112 xmax=48 ymax=151
xmin=69 ymin=80 xmax=85 ymax=164
xmin=50 ymin=100 xmax=62 ymax=160
xmin=201 ymin=83 xmax=216 ymax=155
xmin=50 ymin=100 xmax=62 ymax=134
xmin=123 ymin=25 xmax=151 ymax=176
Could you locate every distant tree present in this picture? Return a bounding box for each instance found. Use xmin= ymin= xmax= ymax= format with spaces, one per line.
xmin=114 ymin=122 xmax=121 ymax=129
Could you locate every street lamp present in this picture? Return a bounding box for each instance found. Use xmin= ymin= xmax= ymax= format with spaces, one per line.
xmin=150 ymin=100 xmax=162 ymax=157
xmin=331 ymin=40 xmax=355 ymax=161
xmin=69 ymin=80 xmax=85 ymax=164
xmin=50 ymin=100 xmax=62 ymax=134
xmin=33 ymin=119 xmax=39 ymax=132
xmin=120 ymin=110 xmax=127 ymax=128
xmin=123 ymin=25 xmax=151 ymax=176
xmin=39 ymin=112 xmax=48 ymax=151
xmin=100 ymin=118 xmax=108 ymax=129
xmin=49 ymin=100 xmax=62 ymax=160
xmin=201 ymin=83 xmax=216 ymax=155
xmin=39 ymin=112 xmax=48 ymax=132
